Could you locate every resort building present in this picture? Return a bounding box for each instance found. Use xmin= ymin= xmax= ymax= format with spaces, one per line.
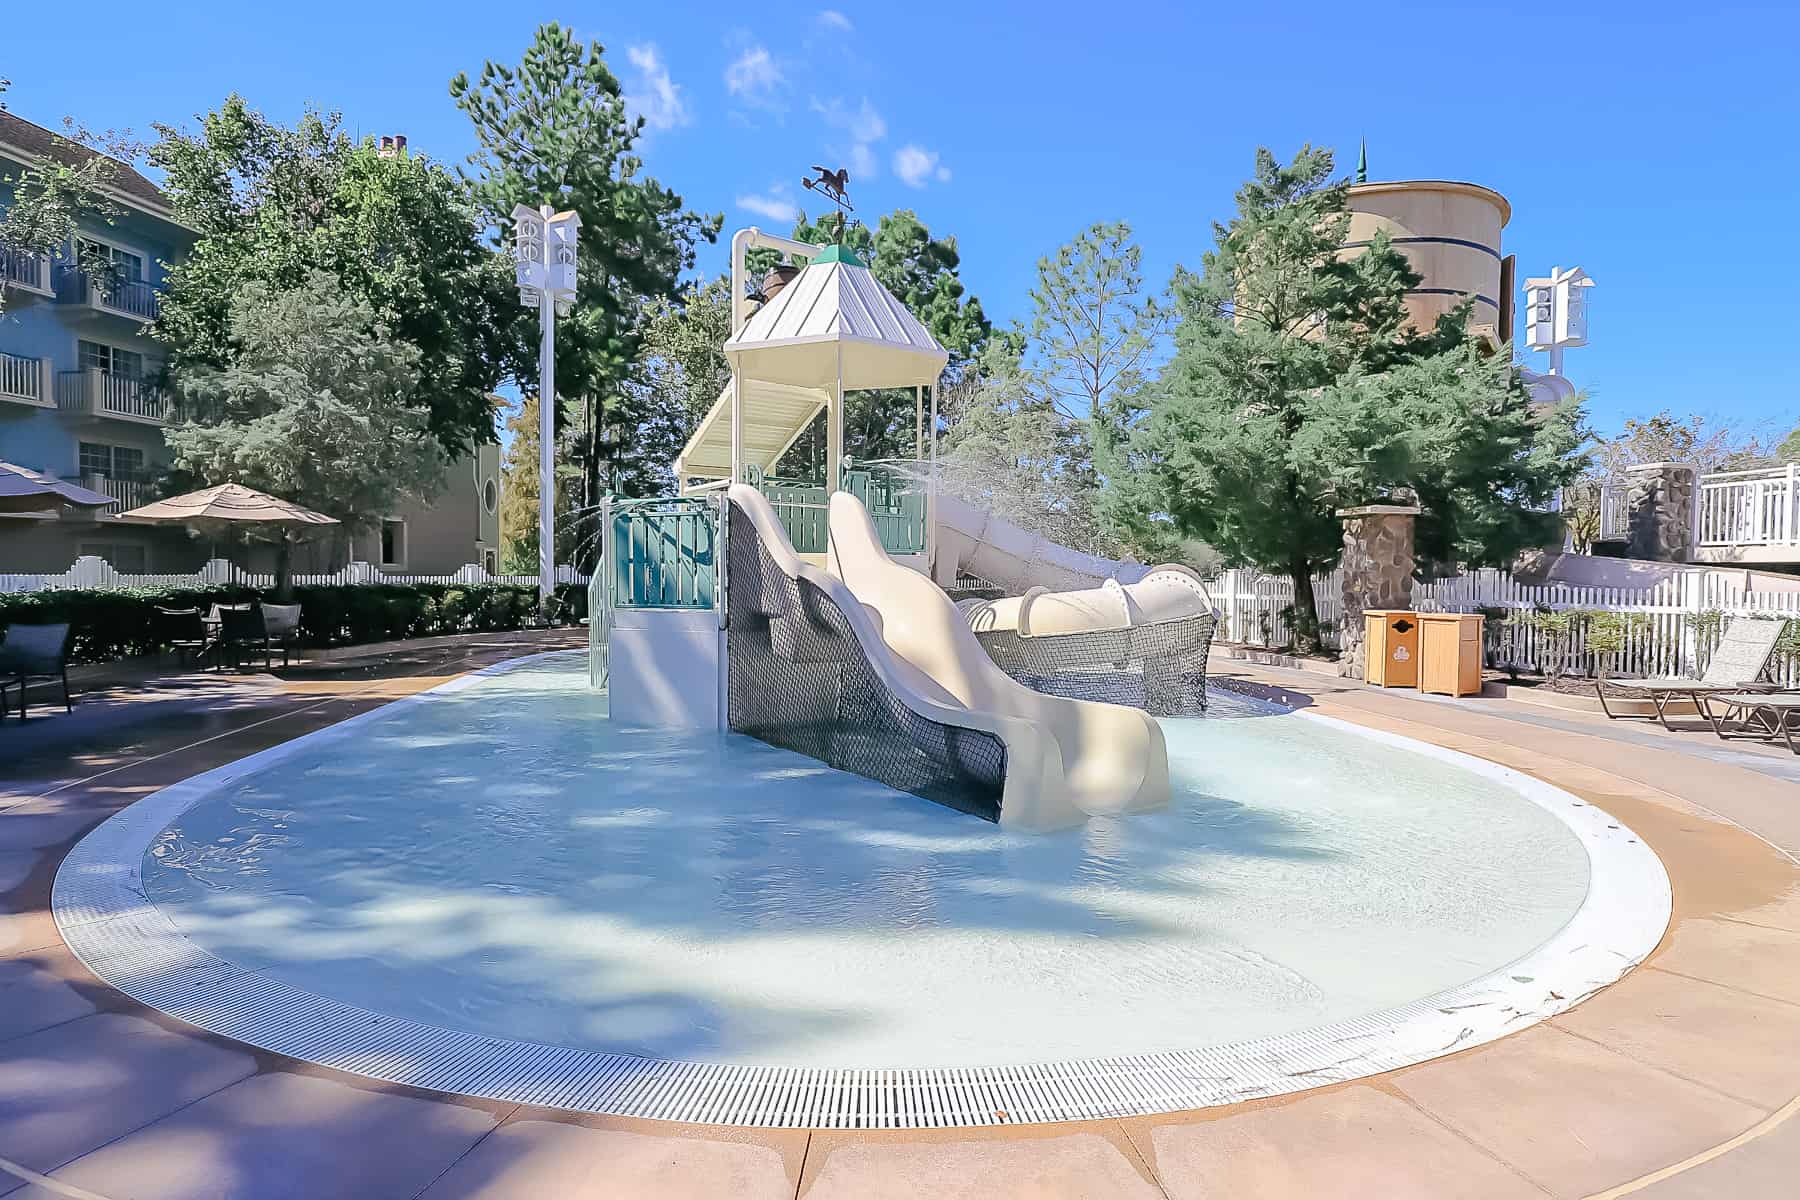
xmin=0 ymin=108 xmax=502 ymax=576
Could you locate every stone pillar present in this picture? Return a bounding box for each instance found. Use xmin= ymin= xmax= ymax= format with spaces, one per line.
xmin=1623 ymin=462 xmax=1696 ymax=563
xmin=1336 ymin=504 xmax=1421 ymax=679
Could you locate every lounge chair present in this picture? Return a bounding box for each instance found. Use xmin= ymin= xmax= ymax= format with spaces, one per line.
xmin=152 ymin=605 xmax=212 ymax=668
xmin=259 ymin=603 xmax=303 ymax=668
xmin=1594 ymin=615 xmax=1787 ymax=729
xmin=0 ymin=622 xmax=74 ymax=722
xmin=1703 ymin=691 xmax=1800 ymax=754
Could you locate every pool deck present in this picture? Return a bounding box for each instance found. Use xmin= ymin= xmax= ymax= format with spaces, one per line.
xmin=2 ymin=641 xmax=1798 ymax=1199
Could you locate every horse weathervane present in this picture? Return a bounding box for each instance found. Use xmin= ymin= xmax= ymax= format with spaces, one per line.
xmin=802 ymin=165 xmax=854 ymax=242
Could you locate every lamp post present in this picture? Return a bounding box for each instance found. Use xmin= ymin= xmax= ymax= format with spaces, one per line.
xmin=1523 ymin=264 xmax=1594 ymax=377
xmin=513 ymin=204 xmax=581 ymax=612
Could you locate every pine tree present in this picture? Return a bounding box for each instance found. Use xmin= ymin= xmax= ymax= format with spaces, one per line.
xmin=1106 ymin=146 xmax=1584 ymax=652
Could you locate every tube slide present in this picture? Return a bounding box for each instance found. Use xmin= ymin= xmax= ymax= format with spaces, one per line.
xmin=827 ymin=490 xmax=1170 ymax=820
xmin=932 ymin=492 xmax=1151 ymax=593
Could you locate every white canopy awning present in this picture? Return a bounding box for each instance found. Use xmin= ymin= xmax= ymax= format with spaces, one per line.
xmin=675 ymin=378 xmax=829 ymax=482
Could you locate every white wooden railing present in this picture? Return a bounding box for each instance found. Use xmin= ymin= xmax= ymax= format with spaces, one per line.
xmin=1597 ymin=484 xmax=1631 ymax=542
xmin=1697 ymin=465 xmax=1800 ymax=548
xmin=55 ymin=368 xmax=167 ymax=423
xmin=0 ymin=351 xmax=48 ymax=405
xmin=0 ymin=557 xmax=590 ymax=594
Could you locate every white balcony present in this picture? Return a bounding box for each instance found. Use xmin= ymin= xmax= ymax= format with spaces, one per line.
xmin=1697 ymin=465 xmax=1800 ymax=550
xmin=56 ymin=267 xmax=162 ymax=323
xmin=80 ymin=472 xmax=154 ymax=512
xmin=0 ymin=351 xmax=51 ymax=408
xmin=1 ymin=247 xmax=55 ymax=301
xmin=56 ymin=367 xmax=167 ymax=425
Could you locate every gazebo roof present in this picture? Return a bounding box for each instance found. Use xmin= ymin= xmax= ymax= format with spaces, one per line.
xmin=724 ymin=254 xmax=947 ymax=391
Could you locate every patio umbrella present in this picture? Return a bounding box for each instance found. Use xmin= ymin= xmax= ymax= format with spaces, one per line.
xmin=118 ymin=483 xmax=339 ymax=597
xmin=0 ymin=461 xmax=118 ymax=515
xmin=116 ymin=482 xmax=338 ymax=533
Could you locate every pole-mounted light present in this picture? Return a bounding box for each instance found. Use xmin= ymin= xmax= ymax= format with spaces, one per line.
xmin=512 ymin=203 xmax=581 ymax=612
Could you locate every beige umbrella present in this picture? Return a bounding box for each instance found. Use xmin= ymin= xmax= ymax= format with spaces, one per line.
xmin=118 ymin=484 xmax=339 ymax=595
xmin=117 ymin=482 xmax=339 ymax=531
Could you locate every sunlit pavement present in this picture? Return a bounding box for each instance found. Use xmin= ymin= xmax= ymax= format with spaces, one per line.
xmin=2 ymin=643 xmax=1798 ymax=1199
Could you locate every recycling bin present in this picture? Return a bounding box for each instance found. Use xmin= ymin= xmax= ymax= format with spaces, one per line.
xmin=1363 ymin=610 xmax=1420 ymax=688
xmin=1418 ymin=612 xmax=1486 ymax=697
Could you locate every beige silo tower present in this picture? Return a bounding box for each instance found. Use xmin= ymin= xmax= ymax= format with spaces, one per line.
xmin=1343 ymin=178 xmax=1514 ymax=343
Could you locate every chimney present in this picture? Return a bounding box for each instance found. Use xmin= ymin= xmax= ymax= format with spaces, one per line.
xmin=378 ymin=135 xmax=407 ymax=159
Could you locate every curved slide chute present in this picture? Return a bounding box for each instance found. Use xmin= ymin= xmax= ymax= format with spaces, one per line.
xmin=825 ymin=489 xmax=1170 ymax=820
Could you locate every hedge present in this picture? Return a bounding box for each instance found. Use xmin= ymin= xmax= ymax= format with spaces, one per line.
xmin=0 ymin=581 xmax=590 ymax=665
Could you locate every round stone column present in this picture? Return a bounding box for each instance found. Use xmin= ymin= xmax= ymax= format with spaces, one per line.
xmin=1336 ymin=504 xmax=1422 ymax=679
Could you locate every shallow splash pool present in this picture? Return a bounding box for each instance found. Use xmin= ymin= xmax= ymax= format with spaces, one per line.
xmin=57 ymin=652 xmax=1669 ymax=1125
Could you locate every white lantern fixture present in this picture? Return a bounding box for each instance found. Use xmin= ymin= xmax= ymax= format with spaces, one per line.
xmin=1522 ymin=264 xmax=1594 ymax=376
xmin=512 ymin=203 xmax=582 ymax=609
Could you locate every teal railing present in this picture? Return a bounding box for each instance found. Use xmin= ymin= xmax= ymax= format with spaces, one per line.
xmin=745 ymin=460 xmax=928 ymax=556
xmin=609 ymin=498 xmax=718 ymax=609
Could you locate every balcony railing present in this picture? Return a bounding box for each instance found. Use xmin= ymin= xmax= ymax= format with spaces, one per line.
xmin=80 ymin=472 xmax=154 ymax=512
xmin=56 ymin=267 xmax=162 ymax=322
xmin=0 ymin=351 xmax=49 ymax=406
xmin=1597 ymin=483 xmax=1631 ymax=541
xmin=1697 ymin=465 xmax=1800 ymax=547
xmin=56 ymin=368 xmax=166 ymax=424
xmin=0 ymin=247 xmax=53 ymax=296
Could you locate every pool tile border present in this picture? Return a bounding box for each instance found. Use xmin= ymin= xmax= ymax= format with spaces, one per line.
xmin=52 ymin=651 xmax=1672 ymax=1129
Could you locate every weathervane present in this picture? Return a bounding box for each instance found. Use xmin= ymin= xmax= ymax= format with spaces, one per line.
xmin=803 ymin=164 xmax=853 ymax=243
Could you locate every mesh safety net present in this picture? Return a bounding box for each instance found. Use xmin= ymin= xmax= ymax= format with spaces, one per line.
xmin=724 ymin=502 xmax=1008 ymax=822
xmin=974 ymin=612 xmax=1218 ymax=716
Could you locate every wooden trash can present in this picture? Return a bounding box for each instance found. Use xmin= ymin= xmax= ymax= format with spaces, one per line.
xmin=1363 ymin=610 xmax=1420 ymax=688
xmin=1418 ymin=612 xmax=1486 ymax=697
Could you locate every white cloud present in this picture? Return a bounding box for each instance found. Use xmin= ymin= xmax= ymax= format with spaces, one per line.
xmin=893 ymin=144 xmax=951 ymax=188
xmin=624 ymin=44 xmax=690 ymax=132
xmin=811 ymin=96 xmax=886 ymax=180
xmin=725 ymin=45 xmax=783 ymax=99
xmin=737 ymin=187 xmax=798 ymax=223
xmin=818 ymin=10 xmax=853 ymax=32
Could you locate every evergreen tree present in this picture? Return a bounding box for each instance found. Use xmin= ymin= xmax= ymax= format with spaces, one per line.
xmin=1106 ymin=146 xmax=1584 ymax=651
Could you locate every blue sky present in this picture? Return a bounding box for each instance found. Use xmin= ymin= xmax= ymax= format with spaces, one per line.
xmin=7 ymin=1 xmax=1797 ymax=438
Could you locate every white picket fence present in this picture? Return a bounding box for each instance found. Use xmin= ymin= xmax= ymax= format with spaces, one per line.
xmin=0 ymin=556 xmax=591 ymax=594
xmin=1205 ymin=566 xmax=1800 ymax=685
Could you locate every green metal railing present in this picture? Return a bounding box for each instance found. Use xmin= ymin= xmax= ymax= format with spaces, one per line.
xmin=744 ymin=460 xmax=928 ymax=557
xmin=609 ymin=497 xmax=719 ymax=609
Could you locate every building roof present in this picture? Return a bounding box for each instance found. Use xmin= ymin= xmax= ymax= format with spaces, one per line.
xmin=0 ymin=108 xmax=177 ymax=220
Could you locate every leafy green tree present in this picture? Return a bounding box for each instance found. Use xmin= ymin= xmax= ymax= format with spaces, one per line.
xmin=1778 ymin=422 xmax=1800 ymax=462
xmin=150 ymin=98 xmax=514 ymax=456
xmin=165 ymin=272 xmax=448 ymax=595
xmin=453 ymin=22 xmax=721 ymax=510
xmin=496 ymin=393 xmax=584 ymax=573
xmin=617 ymin=276 xmax=734 ymax=493
xmin=1106 ymin=146 xmax=1583 ymax=651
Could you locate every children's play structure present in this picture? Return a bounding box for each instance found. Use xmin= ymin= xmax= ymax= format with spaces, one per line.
xmin=592 ymin=225 xmax=1217 ymax=827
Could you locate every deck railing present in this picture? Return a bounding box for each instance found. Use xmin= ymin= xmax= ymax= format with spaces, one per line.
xmin=0 ymin=351 xmax=47 ymax=405
xmin=56 ymin=368 xmax=166 ymax=423
xmin=608 ymin=497 xmax=718 ymax=610
xmin=58 ymin=267 xmax=162 ymax=322
xmin=1696 ymin=465 xmax=1800 ymax=547
xmin=1 ymin=246 xmax=51 ymax=294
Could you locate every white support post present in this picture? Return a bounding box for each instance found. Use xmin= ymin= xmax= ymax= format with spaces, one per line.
xmin=827 ymin=342 xmax=843 ymax=495
xmin=538 ymin=285 xmax=555 ymax=612
xmin=927 ymin=381 xmax=939 ymax=567
xmin=729 ymin=371 xmax=743 ymax=485
xmin=914 ymin=385 xmax=924 ymax=460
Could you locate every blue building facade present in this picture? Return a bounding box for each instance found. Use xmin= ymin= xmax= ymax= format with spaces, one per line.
xmin=0 ymin=108 xmax=202 ymax=572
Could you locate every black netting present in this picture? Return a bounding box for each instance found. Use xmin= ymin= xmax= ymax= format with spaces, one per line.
xmin=974 ymin=612 xmax=1218 ymax=716
xmin=725 ymin=503 xmax=1007 ymax=822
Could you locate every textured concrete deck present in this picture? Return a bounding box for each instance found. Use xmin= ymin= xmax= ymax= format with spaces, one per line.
xmin=2 ymin=644 xmax=1798 ymax=1198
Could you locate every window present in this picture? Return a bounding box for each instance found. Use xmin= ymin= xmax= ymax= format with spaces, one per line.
xmin=483 ymin=478 xmax=498 ymax=514
xmin=77 ymin=443 xmax=146 ymax=479
xmin=77 ymin=239 xmax=144 ymax=282
xmin=78 ymin=340 xmax=144 ymax=378
xmin=380 ymin=518 xmax=406 ymax=567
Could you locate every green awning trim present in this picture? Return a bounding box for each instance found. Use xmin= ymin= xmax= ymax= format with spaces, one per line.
xmin=812 ymin=244 xmax=864 ymax=267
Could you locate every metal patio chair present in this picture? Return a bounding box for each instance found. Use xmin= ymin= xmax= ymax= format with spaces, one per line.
xmin=0 ymin=622 xmax=74 ymax=722
xmin=1594 ymin=615 xmax=1787 ymax=729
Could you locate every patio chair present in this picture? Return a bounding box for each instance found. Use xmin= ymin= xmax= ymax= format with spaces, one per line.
xmin=152 ymin=606 xmax=212 ymax=668
xmin=1594 ymin=615 xmax=1787 ymax=729
xmin=259 ymin=603 xmax=303 ymax=668
xmin=215 ymin=604 xmax=272 ymax=671
xmin=0 ymin=622 xmax=74 ymax=723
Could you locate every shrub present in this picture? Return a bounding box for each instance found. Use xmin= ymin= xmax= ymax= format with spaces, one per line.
xmin=0 ymin=580 xmax=549 ymax=665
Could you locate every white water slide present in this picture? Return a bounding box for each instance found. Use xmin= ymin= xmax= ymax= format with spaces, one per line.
xmin=932 ymin=493 xmax=1215 ymax=638
xmin=729 ymin=484 xmax=1169 ymax=829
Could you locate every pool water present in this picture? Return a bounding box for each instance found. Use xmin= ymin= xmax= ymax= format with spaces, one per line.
xmin=142 ymin=653 xmax=1591 ymax=1069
